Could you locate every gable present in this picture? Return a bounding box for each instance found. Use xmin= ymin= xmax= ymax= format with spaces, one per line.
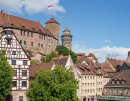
xmin=121 ymin=63 xmax=130 ymax=71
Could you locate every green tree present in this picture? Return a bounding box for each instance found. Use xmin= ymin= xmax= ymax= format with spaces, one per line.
xmin=45 ymin=51 xmax=58 ymax=62
xmin=0 ymin=50 xmax=14 ymax=100
xmin=30 ymin=60 xmax=36 ymax=65
xmin=26 ymin=65 xmax=79 ymax=101
xmin=41 ymin=56 xmax=46 ymax=63
xmin=56 ymin=45 xmax=77 ymax=63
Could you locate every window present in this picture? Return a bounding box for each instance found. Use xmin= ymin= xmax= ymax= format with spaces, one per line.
xmin=90 ymin=83 xmax=92 ymax=86
xmin=12 ymin=81 xmax=16 ymax=87
xmin=112 ymin=80 xmax=115 ymax=84
xmin=8 ymin=30 xmax=11 ymax=35
xmin=88 ymin=83 xmax=89 ymax=86
xmin=22 ymin=81 xmax=27 ymax=87
xmin=115 ymin=89 xmax=118 ymax=93
xmin=39 ymin=34 xmax=41 ymax=39
xmin=82 ymin=83 xmax=84 ymax=87
xmin=23 ymin=31 xmax=25 ymax=36
xmin=24 ymin=41 xmax=26 ymax=45
xmin=93 ymin=89 xmax=95 ymax=93
xmin=49 ymin=39 xmax=50 ymax=42
xmin=82 ymin=76 xmax=83 ymax=79
xmin=88 ymin=76 xmax=89 ymax=79
xmin=93 ymin=83 xmax=95 ymax=86
xmin=42 ymin=35 xmax=43 ymax=39
xmin=111 ymin=89 xmax=113 ymax=93
xmin=14 ymin=70 xmax=17 ymax=77
xmin=106 ymin=89 xmax=108 ymax=93
xmin=31 ymin=33 xmax=33 ymax=37
xmin=122 ymin=80 xmax=124 ymax=84
xmin=90 ymin=76 xmax=92 ymax=79
xmin=49 ymin=45 xmax=51 ymax=48
xmin=120 ymin=89 xmax=123 ymax=94
xmin=125 ymin=89 xmax=128 ymax=94
xmin=27 ymin=32 xmax=29 ymax=37
xmin=88 ymin=89 xmax=89 ymax=93
xmin=5 ymin=30 xmax=7 ymax=35
xmin=22 ymin=70 xmax=27 ymax=77
xmin=20 ymin=40 xmax=22 ymax=44
xmin=31 ymin=42 xmax=33 ymax=46
xmin=12 ymin=51 xmax=16 ymax=55
xmin=23 ymin=60 xmax=27 ymax=65
xmin=82 ymin=90 xmax=84 ymax=94
xmin=12 ymin=60 xmax=16 ymax=65
xmin=85 ymin=83 xmax=86 ymax=86
xmin=90 ymin=89 xmax=92 ymax=93
xmin=21 ymin=30 xmax=22 ymax=36
xmin=38 ymin=43 xmax=40 ymax=47
xmin=93 ymin=76 xmax=94 ymax=79
xmin=7 ymin=39 xmax=11 ymax=45
xmin=44 ymin=35 xmax=45 ymax=40
xmin=41 ymin=44 xmax=43 ymax=48
xmin=117 ymin=80 xmax=120 ymax=84
xmin=85 ymin=90 xmax=86 ymax=93
xmin=101 ymin=82 xmax=102 ymax=85
xmin=85 ymin=76 xmax=86 ymax=79
xmin=19 ymin=96 xmax=23 ymax=101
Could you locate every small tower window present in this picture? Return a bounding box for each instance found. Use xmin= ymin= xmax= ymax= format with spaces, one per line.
xmin=44 ymin=35 xmax=45 ymax=40
xmin=38 ymin=43 xmax=40 ymax=47
xmin=20 ymin=40 xmax=22 ymax=44
xmin=27 ymin=32 xmax=29 ymax=37
xmin=24 ymin=41 xmax=26 ymax=45
xmin=7 ymin=39 xmax=11 ymax=45
xmin=21 ymin=30 xmax=22 ymax=36
xmin=31 ymin=33 xmax=33 ymax=37
xmin=8 ymin=30 xmax=11 ymax=35
xmin=31 ymin=42 xmax=33 ymax=46
xmin=23 ymin=31 xmax=25 ymax=36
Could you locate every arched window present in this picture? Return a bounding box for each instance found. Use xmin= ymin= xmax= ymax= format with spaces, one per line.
xmin=19 ymin=96 xmax=23 ymax=101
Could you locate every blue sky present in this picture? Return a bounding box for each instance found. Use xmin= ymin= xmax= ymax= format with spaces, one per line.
xmin=0 ymin=0 xmax=130 ymax=62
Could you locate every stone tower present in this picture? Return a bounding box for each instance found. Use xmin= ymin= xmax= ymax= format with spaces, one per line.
xmin=61 ymin=26 xmax=72 ymax=50
xmin=45 ymin=18 xmax=59 ymax=40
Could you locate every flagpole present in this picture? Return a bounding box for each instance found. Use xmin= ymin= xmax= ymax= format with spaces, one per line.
xmin=52 ymin=5 xmax=53 ymax=18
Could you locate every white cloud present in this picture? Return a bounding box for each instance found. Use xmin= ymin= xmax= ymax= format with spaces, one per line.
xmin=72 ymin=43 xmax=130 ymax=63
xmin=0 ymin=0 xmax=65 ymax=15
xmin=102 ymin=40 xmax=111 ymax=43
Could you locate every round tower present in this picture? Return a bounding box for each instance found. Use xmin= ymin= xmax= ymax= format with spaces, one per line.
xmin=45 ymin=18 xmax=59 ymax=40
xmin=61 ymin=26 xmax=72 ymax=50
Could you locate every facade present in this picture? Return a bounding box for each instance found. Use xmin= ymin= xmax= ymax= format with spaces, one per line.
xmin=97 ymin=67 xmax=130 ymax=101
xmin=0 ymin=20 xmax=30 ymax=101
xmin=74 ymin=63 xmax=103 ymax=101
xmin=0 ymin=11 xmax=59 ymax=61
xmin=61 ymin=26 xmax=72 ymax=50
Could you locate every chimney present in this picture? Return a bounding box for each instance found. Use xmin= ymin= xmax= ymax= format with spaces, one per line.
xmin=128 ymin=51 xmax=130 ymax=56
xmin=89 ymin=61 xmax=91 ymax=67
xmin=116 ymin=65 xmax=121 ymax=72
xmin=1 ymin=10 xmax=3 ymax=14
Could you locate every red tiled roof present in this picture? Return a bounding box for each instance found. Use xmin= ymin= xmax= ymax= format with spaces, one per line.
xmin=29 ymin=62 xmax=55 ymax=77
xmin=75 ymin=64 xmax=95 ymax=75
xmin=105 ymin=70 xmax=130 ymax=86
xmin=98 ymin=63 xmax=113 ymax=73
xmin=125 ymin=62 xmax=130 ymax=67
xmin=0 ymin=12 xmax=58 ymax=40
xmin=61 ymin=33 xmax=72 ymax=37
xmin=64 ymin=26 xmax=69 ymax=31
xmin=87 ymin=53 xmax=97 ymax=60
xmin=45 ymin=17 xmax=59 ymax=25
xmin=76 ymin=53 xmax=85 ymax=56
xmin=52 ymin=56 xmax=69 ymax=67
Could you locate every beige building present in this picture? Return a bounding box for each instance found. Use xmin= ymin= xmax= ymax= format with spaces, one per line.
xmin=74 ymin=63 xmax=103 ymax=101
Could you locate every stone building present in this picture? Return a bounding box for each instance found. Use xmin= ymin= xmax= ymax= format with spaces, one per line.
xmin=0 ymin=10 xmax=59 ymax=60
xmin=61 ymin=26 xmax=72 ymax=50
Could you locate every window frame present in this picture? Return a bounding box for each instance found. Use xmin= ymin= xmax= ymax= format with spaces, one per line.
xmin=23 ymin=60 xmax=27 ymax=65
xmin=12 ymin=81 xmax=17 ymax=87
xmin=12 ymin=60 xmax=16 ymax=65
xmin=22 ymin=70 xmax=27 ymax=77
xmin=12 ymin=51 xmax=16 ymax=55
xmin=22 ymin=81 xmax=27 ymax=87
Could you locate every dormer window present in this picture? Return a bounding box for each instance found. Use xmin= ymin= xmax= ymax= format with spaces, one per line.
xmin=112 ymin=80 xmax=115 ymax=84
xmin=125 ymin=89 xmax=128 ymax=94
xmin=120 ymin=89 xmax=123 ymax=94
xmin=8 ymin=30 xmax=11 ymax=35
xmin=122 ymin=80 xmax=124 ymax=84
xmin=117 ymin=80 xmax=120 ymax=84
xmin=7 ymin=39 xmax=11 ymax=45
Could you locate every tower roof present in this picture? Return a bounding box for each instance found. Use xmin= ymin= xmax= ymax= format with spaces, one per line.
xmin=61 ymin=26 xmax=72 ymax=37
xmin=64 ymin=26 xmax=69 ymax=31
xmin=3 ymin=15 xmax=12 ymax=28
xmin=45 ymin=18 xmax=59 ymax=25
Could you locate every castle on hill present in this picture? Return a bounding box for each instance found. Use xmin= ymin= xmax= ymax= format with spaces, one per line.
xmin=0 ymin=10 xmax=72 ymax=60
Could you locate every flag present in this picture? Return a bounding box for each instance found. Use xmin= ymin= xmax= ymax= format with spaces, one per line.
xmin=48 ymin=5 xmax=52 ymax=9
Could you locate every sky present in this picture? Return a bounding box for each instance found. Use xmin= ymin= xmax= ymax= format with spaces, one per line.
xmin=0 ymin=0 xmax=130 ymax=62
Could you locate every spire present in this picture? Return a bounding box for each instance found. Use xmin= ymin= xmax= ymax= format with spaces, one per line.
xmin=45 ymin=18 xmax=59 ymax=25
xmin=3 ymin=14 xmax=12 ymax=28
xmin=64 ymin=26 xmax=69 ymax=31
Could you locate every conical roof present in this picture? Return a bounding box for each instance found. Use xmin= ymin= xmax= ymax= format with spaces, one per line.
xmin=45 ymin=18 xmax=59 ymax=25
xmin=61 ymin=26 xmax=72 ymax=37
xmin=3 ymin=15 xmax=12 ymax=28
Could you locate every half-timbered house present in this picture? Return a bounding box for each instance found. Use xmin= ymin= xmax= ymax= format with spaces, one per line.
xmin=0 ymin=19 xmax=30 ymax=101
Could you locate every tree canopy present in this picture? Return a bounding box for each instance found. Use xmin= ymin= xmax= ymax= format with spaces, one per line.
xmin=41 ymin=51 xmax=58 ymax=63
xmin=26 ymin=65 xmax=79 ymax=101
xmin=56 ymin=45 xmax=77 ymax=63
xmin=0 ymin=50 xmax=14 ymax=100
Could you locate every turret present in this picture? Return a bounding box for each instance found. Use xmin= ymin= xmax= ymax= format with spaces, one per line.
xmin=61 ymin=26 xmax=72 ymax=50
xmin=45 ymin=18 xmax=59 ymax=40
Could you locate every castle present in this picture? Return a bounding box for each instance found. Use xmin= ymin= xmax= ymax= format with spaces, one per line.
xmin=0 ymin=10 xmax=72 ymax=61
